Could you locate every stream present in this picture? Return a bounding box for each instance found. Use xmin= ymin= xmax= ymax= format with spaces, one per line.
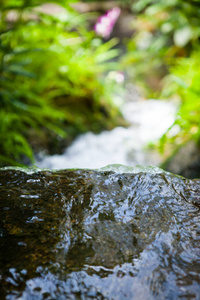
xmin=36 ymin=97 xmax=176 ymax=170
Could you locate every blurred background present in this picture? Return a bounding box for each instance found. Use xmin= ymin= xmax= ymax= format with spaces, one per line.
xmin=1 ymin=0 xmax=200 ymax=178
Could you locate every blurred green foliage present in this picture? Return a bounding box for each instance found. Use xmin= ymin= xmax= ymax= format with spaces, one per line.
xmin=160 ymin=51 xmax=200 ymax=154
xmin=120 ymin=0 xmax=200 ymax=157
xmin=0 ymin=0 xmax=124 ymax=166
xmin=2 ymin=0 xmax=200 ymax=167
xmin=122 ymin=0 xmax=200 ymax=95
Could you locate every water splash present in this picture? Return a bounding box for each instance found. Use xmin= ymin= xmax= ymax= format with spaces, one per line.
xmin=36 ymin=100 xmax=176 ymax=170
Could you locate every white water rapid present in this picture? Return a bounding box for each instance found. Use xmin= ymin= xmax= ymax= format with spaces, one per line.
xmin=36 ymin=98 xmax=176 ymax=170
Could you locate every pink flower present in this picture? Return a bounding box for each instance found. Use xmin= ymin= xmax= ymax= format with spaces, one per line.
xmin=108 ymin=71 xmax=125 ymax=83
xmin=94 ymin=7 xmax=121 ymax=38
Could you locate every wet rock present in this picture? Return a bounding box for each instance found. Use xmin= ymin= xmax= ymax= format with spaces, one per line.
xmin=0 ymin=165 xmax=200 ymax=299
xmin=163 ymin=141 xmax=200 ymax=179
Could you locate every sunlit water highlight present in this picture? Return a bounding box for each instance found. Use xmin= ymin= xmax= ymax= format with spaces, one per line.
xmin=36 ymin=99 xmax=176 ymax=169
xmin=0 ymin=166 xmax=200 ymax=299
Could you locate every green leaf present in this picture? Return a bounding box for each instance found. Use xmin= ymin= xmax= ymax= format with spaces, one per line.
xmin=170 ymin=75 xmax=189 ymax=88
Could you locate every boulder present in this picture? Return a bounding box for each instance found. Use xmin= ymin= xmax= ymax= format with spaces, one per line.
xmin=163 ymin=141 xmax=200 ymax=179
xmin=0 ymin=165 xmax=200 ymax=299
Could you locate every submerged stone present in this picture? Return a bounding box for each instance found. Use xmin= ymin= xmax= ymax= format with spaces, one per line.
xmin=0 ymin=165 xmax=200 ymax=299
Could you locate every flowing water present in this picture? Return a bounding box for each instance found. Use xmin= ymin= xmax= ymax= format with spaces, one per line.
xmin=36 ymin=99 xmax=176 ymax=169
xmin=0 ymin=165 xmax=200 ymax=299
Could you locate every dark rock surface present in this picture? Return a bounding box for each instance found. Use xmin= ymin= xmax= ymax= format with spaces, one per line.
xmin=163 ymin=141 xmax=200 ymax=179
xmin=0 ymin=165 xmax=200 ymax=299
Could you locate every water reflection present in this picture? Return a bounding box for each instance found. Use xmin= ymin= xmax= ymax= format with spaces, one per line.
xmin=0 ymin=167 xmax=200 ymax=299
